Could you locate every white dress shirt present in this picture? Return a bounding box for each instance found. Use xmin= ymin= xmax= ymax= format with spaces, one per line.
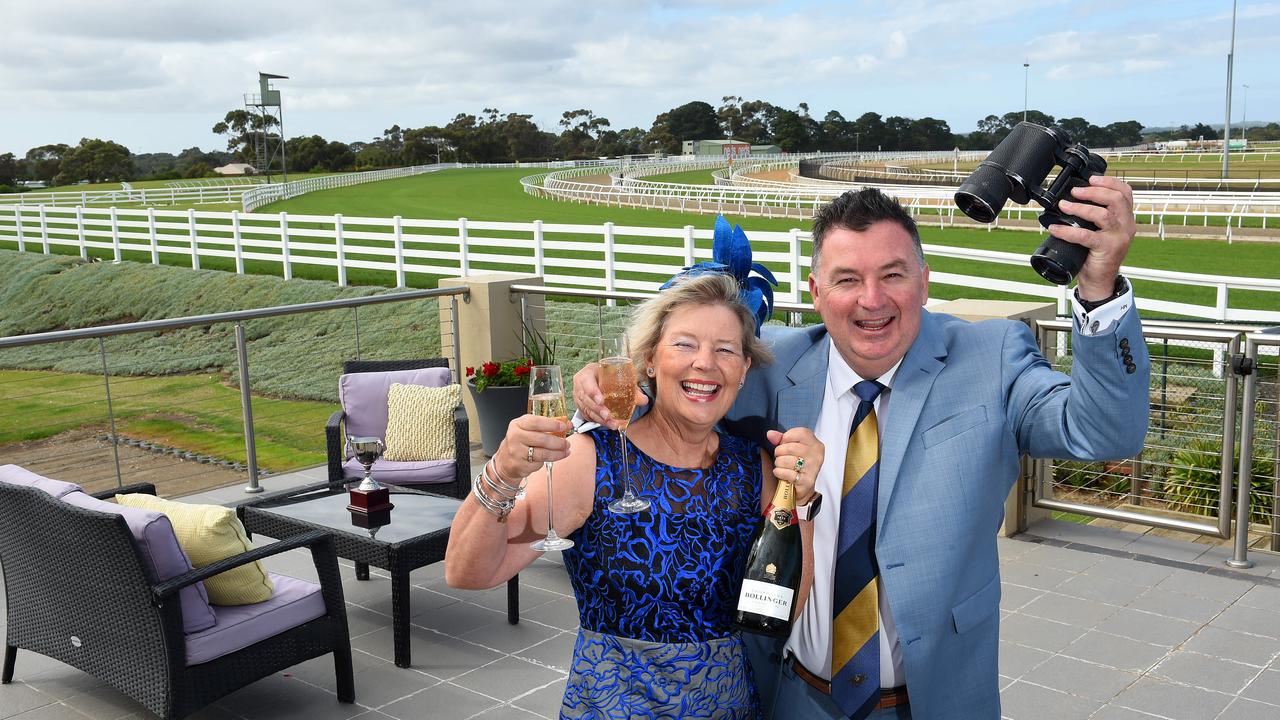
xmin=785 ymin=344 xmax=906 ymax=687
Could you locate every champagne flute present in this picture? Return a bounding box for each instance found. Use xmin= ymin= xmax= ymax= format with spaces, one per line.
xmin=600 ymin=334 xmax=650 ymax=513
xmin=528 ymin=365 xmax=574 ymax=551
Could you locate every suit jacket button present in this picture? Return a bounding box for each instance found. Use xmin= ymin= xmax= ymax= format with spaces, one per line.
xmin=1126 ymin=364 xmax=1137 ymax=374
xmin=1119 ymin=338 xmax=1130 ymax=350
xmin=852 ymin=674 xmax=867 ymax=685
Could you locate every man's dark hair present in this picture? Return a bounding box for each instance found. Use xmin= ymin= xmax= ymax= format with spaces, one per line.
xmin=810 ymin=188 xmax=925 ymax=274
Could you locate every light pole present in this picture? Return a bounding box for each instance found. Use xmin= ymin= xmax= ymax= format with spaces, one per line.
xmin=1222 ymin=0 xmax=1237 ymax=178
xmin=1023 ymin=60 xmax=1030 ymax=122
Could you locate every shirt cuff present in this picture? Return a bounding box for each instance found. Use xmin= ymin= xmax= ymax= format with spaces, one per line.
xmin=1072 ymin=283 xmax=1134 ymax=336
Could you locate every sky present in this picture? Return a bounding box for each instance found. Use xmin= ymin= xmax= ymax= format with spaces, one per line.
xmin=1 ymin=0 xmax=1277 ymax=156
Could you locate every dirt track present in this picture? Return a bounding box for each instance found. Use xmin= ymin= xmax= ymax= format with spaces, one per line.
xmin=3 ymin=429 xmax=249 ymax=497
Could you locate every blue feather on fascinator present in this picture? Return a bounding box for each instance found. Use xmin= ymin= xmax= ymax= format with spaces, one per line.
xmin=660 ymin=215 xmax=778 ymax=335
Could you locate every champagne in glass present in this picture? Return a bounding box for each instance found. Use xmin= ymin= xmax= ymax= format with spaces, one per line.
xmin=528 ymin=365 xmax=574 ymax=551
xmin=600 ymin=334 xmax=650 ymax=513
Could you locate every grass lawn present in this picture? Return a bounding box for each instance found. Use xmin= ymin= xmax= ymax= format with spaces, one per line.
xmin=640 ymin=168 xmax=721 ymax=185
xmin=0 ymin=369 xmax=335 ymax=471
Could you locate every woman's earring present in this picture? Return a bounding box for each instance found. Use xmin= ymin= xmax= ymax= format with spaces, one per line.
xmin=646 ymin=367 xmax=655 ymax=377
xmin=738 ymin=379 xmax=745 ymax=389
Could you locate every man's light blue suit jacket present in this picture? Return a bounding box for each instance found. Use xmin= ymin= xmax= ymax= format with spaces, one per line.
xmin=723 ymin=307 xmax=1150 ymax=719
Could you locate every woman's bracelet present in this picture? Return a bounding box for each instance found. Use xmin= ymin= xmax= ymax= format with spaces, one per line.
xmin=472 ymin=472 xmax=515 ymax=521
xmin=485 ymin=458 xmax=525 ymax=498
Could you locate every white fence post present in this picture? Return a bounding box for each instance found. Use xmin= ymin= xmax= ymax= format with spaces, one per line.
xmin=14 ymin=206 xmax=25 ymax=252
xmin=393 ymin=215 xmax=405 ymax=288
xmin=109 ymin=207 xmax=122 ymax=263
xmin=683 ymin=225 xmax=695 ymax=266
xmin=38 ymin=205 xmax=49 ymax=254
xmin=231 ymin=210 xmax=244 ymax=274
xmin=279 ymin=211 xmax=292 ymax=281
xmin=458 ymin=217 xmax=469 ymax=277
xmin=147 ymin=208 xmax=159 ymax=264
xmin=335 ymin=214 xmax=347 ymax=287
xmin=75 ymin=206 xmax=86 ymax=259
xmin=1216 ymin=283 xmax=1229 ymax=321
xmin=187 ymin=209 xmax=200 ymax=270
xmin=603 ymin=222 xmax=616 ymax=307
xmin=533 ymin=219 xmax=545 ymax=276
xmin=790 ymin=228 xmax=803 ymax=303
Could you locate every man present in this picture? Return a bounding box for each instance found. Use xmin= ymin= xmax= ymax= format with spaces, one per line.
xmin=575 ymin=179 xmax=1149 ymax=719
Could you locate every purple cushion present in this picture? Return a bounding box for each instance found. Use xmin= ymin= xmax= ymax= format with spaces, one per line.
xmin=0 ymin=464 xmax=82 ymax=498
xmin=339 ymin=367 xmax=451 ymax=439
xmin=61 ymin=491 xmax=217 ymax=634
xmin=342 ymin=457 xmax=455 ymax=487
xmin=184 ymin=573 xmax=326 ymax=666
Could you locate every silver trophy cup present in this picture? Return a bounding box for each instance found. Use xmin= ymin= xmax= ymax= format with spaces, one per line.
xmin=348 ymin=436 xmax=386 ymax=491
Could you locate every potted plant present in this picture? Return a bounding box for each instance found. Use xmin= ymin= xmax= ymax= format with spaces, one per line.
xmin=465 ymin=324 xmax=558 ymax=456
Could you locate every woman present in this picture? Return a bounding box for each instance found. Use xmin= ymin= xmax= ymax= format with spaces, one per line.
xmin=445 ymin=272 xmax=824 ymax=719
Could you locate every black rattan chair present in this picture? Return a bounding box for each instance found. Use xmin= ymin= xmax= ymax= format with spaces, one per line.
xmin=326 ymin=358 xmax=470 ymax=499
xmin=0 ymin=483 xmax=354 ymax=720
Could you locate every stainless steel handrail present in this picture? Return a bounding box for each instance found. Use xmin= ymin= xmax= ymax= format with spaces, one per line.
xmin=0 ymin=286 xmax=468 ymax=349
xmin=0 ymin=286 xmax=468 ymax=493
xmin=1033 ymin=318 xmax=1244 ymax=540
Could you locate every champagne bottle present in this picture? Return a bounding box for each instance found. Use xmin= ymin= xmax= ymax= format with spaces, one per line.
xmin=734 ymin=479 xmax=802 ymax=638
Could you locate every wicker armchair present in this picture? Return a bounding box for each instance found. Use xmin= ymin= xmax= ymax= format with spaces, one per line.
xmin=326 ymin=358 xmax=469 ymax=499
xmin=0 ymin=482 xmax=354 ymax=720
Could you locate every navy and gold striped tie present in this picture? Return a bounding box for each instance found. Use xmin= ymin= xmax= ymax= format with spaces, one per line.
xmin=832 ymin=380 xmax=883 ymax=719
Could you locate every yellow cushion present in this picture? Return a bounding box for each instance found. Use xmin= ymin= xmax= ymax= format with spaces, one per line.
xmin=383 ymin=382 xmax=461 ymax=461
xmin=115 ymin=494 xmax=274 ymax=606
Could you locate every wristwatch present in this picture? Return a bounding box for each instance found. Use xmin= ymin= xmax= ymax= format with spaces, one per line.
xmin=796 ymin=492 xmax=823 ymax=521
xmin=1075 ymin=275 xmax=1129 ymax=313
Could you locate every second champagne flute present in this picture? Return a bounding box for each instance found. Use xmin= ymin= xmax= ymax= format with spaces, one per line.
xmin=600 ymin=334 xmax=650 ymax=513
xmin=528 ymin=365 xmax=574 ymax=551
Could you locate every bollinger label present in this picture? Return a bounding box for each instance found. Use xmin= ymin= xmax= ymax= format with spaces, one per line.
xmin=737 ymin=579 xmax=794 ymax=621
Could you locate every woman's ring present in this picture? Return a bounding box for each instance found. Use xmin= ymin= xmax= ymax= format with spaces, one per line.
xmin=794 ymin=457 xmax=805 ymax=472
xmin=526 ymin=445 xmax=535 ymax=463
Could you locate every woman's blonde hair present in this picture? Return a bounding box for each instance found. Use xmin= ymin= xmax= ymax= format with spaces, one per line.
xmin=627 ymin=273 xmax=772 ymax=393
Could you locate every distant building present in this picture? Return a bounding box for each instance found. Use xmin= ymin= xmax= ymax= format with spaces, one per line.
xmin=682 ymin=139 xmax=752 ymax=157
xmin=214 ymin=163 xmax=257 ymax=176
xmin=749 ymin=144 xmax=781 ymax=155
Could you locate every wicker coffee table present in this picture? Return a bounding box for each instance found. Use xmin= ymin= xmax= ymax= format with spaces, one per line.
xmin=238 ymin=482 xmax=519 ymax=668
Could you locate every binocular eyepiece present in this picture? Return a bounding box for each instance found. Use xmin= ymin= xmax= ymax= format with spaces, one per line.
xmin=954 ymin=122 xmax=1107 ymax=285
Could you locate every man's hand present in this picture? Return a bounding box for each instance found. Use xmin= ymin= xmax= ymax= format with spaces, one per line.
xmin=1049 ymin=175 xmax=1137 ymax=300
xmin=571 ymin=361 xmax=648 ymax=429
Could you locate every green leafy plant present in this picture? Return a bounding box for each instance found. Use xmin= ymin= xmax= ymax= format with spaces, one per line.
xmin=1164 ymin=438 xmax=1275 ymax=524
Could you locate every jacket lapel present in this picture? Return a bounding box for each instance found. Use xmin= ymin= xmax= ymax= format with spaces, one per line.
xmin=777 ymin=335 xmax=830 ymax=434
xmin=877 ymin=310 xmax=947 ymax=534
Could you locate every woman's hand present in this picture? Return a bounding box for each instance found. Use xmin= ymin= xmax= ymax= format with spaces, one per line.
xmin=767 ymin=427 xmax=824 ymax=506
xmin=492 ymin=413 xmax=573 ymax=481
xmin=571 ymin=362 xmax=648 ymax=429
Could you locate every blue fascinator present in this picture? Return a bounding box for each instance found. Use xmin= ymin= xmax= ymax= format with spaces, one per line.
xmin=660 ymin=215 xmax=778 ymax=335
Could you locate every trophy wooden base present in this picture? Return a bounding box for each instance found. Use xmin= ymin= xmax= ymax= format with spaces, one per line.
xmin=348 ymin=486 xmax=394 ymax=514
xmin=349 ymin=506 xmax=392 ymax=528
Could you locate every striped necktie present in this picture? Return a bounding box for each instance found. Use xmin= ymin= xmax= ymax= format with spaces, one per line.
xmin=831 ymin=380 xmax=884 ymax=719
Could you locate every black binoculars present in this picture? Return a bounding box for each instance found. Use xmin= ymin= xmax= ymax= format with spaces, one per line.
xmin=954 ymin=122 xmax=1107 ymax=285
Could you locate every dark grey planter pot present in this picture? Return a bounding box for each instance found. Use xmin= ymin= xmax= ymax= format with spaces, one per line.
xmin=466 ymin=378 xmax=528 ymax=456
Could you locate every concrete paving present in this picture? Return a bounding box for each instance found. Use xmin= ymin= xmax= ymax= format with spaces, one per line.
xmin=3 ymin=463 xmax=1279 ymax=720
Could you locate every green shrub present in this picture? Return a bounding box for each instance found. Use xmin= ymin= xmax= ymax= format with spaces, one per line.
xmin=1164 ymin=437 xmax=1275 ymax=524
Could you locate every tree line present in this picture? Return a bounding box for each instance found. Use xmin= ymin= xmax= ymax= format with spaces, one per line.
xmin=4 ymin=97 xmax=1278 ymax=191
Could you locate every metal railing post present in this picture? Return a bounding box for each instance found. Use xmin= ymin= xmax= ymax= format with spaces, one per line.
xmin=1227 ymin=342 xmax=1258 ymax=567
xmin=235 ymin=323 xmax=262 ymax=493
xmin=99 ymin=338 xmax=123 ymax=489
xmin=450 ymin=296 xmax=461 ymax=382
xmin=353 ymin=306 xmax=361 ymax=360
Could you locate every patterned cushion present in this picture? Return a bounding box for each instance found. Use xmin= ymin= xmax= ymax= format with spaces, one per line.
xmin=383 ymin=383 xmax=461 ymax=461
xmin=115 ymin=494 xmax=274 ymax=606
xmin=339 ymin=367 xmax=451 ymax=439
xmin=61 ymin=491 xmax=217 ymax=633
xmin=0 ymin=464 xmax=82 ymax=498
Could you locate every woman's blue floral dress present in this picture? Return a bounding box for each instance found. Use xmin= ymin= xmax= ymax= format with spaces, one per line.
xmin=559 ymin=426 xmax=763 ymax=719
